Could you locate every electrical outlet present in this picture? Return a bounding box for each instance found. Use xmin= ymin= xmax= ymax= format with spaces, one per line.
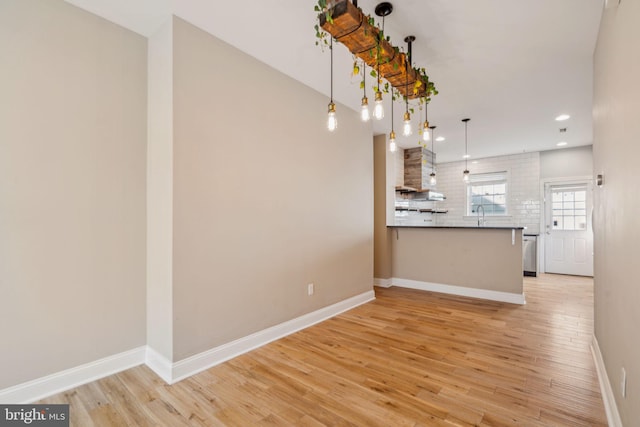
xmin=307 ymin=283 xmax=314 ymax=296
xmin=621 ymin=368 xmax=627 ymax=398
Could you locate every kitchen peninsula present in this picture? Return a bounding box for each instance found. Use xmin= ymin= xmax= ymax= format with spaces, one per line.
xmin=373 ymin=136 xmax=525 ymax=304
xmin=383 ymin=225 xmax=525 ymax=304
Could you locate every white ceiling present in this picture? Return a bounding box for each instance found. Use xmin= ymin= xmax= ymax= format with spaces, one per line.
xmin=65 ymin=0 xmax=604 ymax=163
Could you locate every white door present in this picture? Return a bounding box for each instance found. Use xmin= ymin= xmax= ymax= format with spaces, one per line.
xmin=544 ymin=182 xmax=594 ymax=276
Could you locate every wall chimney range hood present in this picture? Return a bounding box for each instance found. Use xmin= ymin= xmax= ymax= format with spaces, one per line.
xmin=401 ymin=147 xmax=445 ymax=200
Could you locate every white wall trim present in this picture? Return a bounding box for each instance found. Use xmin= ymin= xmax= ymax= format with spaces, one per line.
xmin=390 ymin=277 xmax=526 ymax=305
xmin=145 ymin=346 xmax=173 ymax=384
xmin=167 ymin=290 xmax=375 ymax=384
xmin=374 ymin=277 xmax=392 ymax=288
xmin=0 ymin=346 xmax=146 ymax=404
xmin=591 ymin=336 xmax=623 ymax=427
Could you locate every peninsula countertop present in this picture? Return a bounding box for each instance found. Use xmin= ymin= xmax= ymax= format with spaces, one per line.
xmin=387 ymin=225 xmax=526 ymax=230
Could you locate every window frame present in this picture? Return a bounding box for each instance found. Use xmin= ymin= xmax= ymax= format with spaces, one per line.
xmin=466 ymin=171 xmax=509 ymax=217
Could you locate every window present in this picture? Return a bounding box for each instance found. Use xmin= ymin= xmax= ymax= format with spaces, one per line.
xmin=551 ymin=186 xmax=587 ymax=230
xmin=467 ymin=172 xmax=508 ymax=216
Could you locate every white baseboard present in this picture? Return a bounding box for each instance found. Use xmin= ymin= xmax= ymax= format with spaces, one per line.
xmin=145 ymin=347 xmax=173 ymax=384
xmin=155 ymin=290 xmax=376 ymax=384
xmin=0 ymin=291 xmax=376 ymax=401
xmin=374 ymin=277 xmax=392 ymax=288
xmin=390 ymin=278 xmax=526 ymax=305
xmin=0 ymin=346 xmax=146 ymax=404
xmin=591 ymin=336 xmax=623 ymax=427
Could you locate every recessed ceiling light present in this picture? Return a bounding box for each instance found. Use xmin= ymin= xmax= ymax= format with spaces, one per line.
xmin=555 ymin=114 xmax=570 ymax=121
xmin=435 ymin=136 xmax=445 ymax=142
xmin=557 ymin=141 xmax=568 ymax=147
xmin=463 ymin=154 xmax=470 ymax=159
xmin=472 ymin=160 xmax=479 ymax=164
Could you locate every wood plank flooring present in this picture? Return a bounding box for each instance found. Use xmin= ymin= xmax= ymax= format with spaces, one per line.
xmin=40 ymin=274 xmax=607 ymax=426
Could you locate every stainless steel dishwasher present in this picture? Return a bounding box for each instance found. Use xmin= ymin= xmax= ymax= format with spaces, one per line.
xmin=523 ymin=234 xmax=538 ymax=277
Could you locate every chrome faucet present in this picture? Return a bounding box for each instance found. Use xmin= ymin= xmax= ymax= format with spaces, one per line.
xmin=477 ymin=205 xmax=485 ymax=227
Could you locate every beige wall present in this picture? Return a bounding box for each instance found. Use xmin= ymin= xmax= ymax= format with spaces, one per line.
xmin=0 ymin=0 xmax=147 ymax=389
xmin=540 ymin=145 xmax=593 ymax=179
xmin=593 ymin=0 xmax=640 ymax=424
xmin=171 ymin=18 xmax=373 ymax=360
xmin=391 ymin=228 xmax=523 ymax=295
xmin=373 ymin=135 xmax=391 ymax=279
xmin=146 ymin=18 xmax=174 ymax=361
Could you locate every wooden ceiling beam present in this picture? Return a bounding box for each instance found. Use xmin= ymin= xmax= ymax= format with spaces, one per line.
xmin=318 ymin=0 xmax=433 ymax=100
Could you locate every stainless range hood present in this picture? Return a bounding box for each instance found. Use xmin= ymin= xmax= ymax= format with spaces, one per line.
xmin=423 ymin=190 xmax=445 ymax=201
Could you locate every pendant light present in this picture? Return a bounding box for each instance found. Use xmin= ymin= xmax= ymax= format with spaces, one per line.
xmin=373 ymin=2 xmax=393 ymax=120
xmin=389 ymin=92 xmax=397 ymax=152
xmin=402 ymin=101 xmax=412 ymax=136
xmin=327 ymin=36 xmax=337 ymax=132
xmin=422 ymin=102 xmax=430 ymax=141
xmin=374 ymin=93 xmax=384 ymax=120
xmin=360 ymin=61 xmax=370 ymax=122
xmin=429 ymin=125 xmax=437 ymax=185
xmin=462 ymin=118 xmax=471 ymax=182
xmin=402 ymin=36 xmax=415 ymax=137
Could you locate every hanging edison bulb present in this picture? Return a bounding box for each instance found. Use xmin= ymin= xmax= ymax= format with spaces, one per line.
xmin=402 ymin=111 xmax=412 ymax=136
xmin=327 ymin=102 xmax=337 ymax=132
xmin=326 ymin=36 xmax=337 ymax=132
xmin=422 ymin=121 xmax=430 ymax=141
xmin=361 ymin=97 xmax=370 ymax=122
xmin=360 ymin=61 xmax=370 ymax=122
xmin=373 ymin=92 xmax=384 ymax=120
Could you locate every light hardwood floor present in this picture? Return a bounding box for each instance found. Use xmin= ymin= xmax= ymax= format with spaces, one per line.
xmin=40 ymin=274 xmax=607 ymax=426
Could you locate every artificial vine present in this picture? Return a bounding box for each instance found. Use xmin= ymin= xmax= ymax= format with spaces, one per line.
xmin=314 ymin=0 xmax=333 ymax=50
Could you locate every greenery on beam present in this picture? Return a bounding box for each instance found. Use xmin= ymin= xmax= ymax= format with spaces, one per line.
xmin=314 ymin=0 xmax=439 ymax=102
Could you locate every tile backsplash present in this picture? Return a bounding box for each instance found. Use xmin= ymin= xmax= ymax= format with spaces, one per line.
xmin=394 ymin=152 xmax=541 ymax=232
xmin=395 ymin=148 xmax=405 ymax=186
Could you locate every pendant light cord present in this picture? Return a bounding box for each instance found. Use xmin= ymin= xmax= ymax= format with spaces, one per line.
xmin=363 ymin=60 xmax=366 ymax=97
xmin=432 ymin=129 xmax=435 ymax=173
xmin=330 ymin=36 xmax=334 ymax=103
xmin=377 ymin=17 xmax=384 ymax=94
xmin=464 ymin=120 xmax=468 ymax=170
xmin=405 ymin=56 xmax=409 ymax=113
xmin=391 ymin=90 xmax=394 ymax=130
